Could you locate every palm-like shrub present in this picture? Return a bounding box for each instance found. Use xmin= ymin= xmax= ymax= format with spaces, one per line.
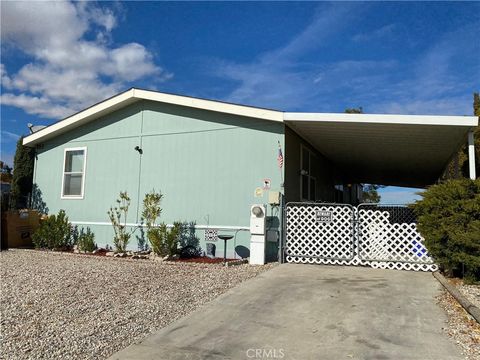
xmin=108 ymin=191 xmax=134 ymax=252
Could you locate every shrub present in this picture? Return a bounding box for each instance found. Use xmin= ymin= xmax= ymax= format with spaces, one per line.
xmin=108 ymin=191 xmax=135 ymax=252
xmin=77 ymin=227 xmax=97 ymax=253
xmin=146 ymin=223 xmax=182 ymax=257
xmin=32 ymin=210 xmax=72 ymax=249
xmin=412 ymin=179 xmax=480 ymax=282
xmin=142 ymin=190 xmax=181 ymax=256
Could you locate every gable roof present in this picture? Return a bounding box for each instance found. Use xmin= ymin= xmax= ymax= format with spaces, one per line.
xmin=22 ymin=88 xmax=284 ymax=146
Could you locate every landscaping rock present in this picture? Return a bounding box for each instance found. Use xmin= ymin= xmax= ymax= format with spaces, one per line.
xmin=0 ymin=250 xmax=275 ymax=360
xmin=105 ymin=252 xmax=115 ymax=257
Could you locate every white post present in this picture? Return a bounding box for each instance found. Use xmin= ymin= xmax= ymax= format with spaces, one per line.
xmin=468 ymin=131 xmax=476 ymax=180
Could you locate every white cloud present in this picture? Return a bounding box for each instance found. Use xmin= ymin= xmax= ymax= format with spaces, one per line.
xmin=0 ymin=0 xmax=171 ymax=119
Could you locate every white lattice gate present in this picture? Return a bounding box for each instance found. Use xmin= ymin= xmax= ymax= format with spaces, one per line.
xmin=284 ymin=203 xmax=437 ymax=272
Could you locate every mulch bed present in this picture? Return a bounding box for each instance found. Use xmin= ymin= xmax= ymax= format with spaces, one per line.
xmin=173 ymin=257 xmax=237 ymax=264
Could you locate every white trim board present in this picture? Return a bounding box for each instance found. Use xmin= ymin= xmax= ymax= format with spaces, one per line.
xmin=70 ymin=221 xmax=250 ymax=231
xmin=23 ymin=88 xmax=283 ymax=146
xmin=284 ymin=112 xmax=478 ymax=127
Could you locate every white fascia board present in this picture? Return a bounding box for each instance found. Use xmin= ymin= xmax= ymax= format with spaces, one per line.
xmin=284 ymin=112 xmax=479 ymax=127
xmin=23 ymin=88 xmax=284 ymax=146
xmin=132 ymin=89 xmax=283 ymax=122
xmin=23 ymin=89 xmax=136 ymax=146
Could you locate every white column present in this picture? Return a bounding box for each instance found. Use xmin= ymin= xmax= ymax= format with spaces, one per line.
xmin=468 ymin=131 xmax=476 ymax=180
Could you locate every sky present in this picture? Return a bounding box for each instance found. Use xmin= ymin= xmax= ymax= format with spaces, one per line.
xmin=1 ymin=1 xmax=479 ymax=203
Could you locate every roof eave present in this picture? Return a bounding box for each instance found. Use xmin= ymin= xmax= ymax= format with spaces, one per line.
xmin=23 ymin=88 xmax=284 ymax=147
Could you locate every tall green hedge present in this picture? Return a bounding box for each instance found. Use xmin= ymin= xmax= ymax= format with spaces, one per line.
xmin=412 ymin=179 xmax=480 ymax=281
xmin=11 ymin=137 xmax=35 ymax=208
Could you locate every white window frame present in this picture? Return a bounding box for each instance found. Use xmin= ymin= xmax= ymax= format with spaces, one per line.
xmin=61 ymin=147 xmax=87 ymax=200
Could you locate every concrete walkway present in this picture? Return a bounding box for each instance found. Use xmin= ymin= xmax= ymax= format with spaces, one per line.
xmin=109 ymin=264 xmax=462 ymax=360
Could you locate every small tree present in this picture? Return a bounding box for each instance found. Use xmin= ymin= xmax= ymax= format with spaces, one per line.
xmin=412 ymin=179 xmax=480 ymax=282
xmin=0 ymin=161 xmax=13 ymax=183
xmin=362 ymin=184 xmax=385 ymax=203
xmin=108 ymin=191 xmax=135 ymax=252
xmin=11 ymin=137 xmax=35 ymax=208
xmin=345 ymin=107 xmax=363 ymax=114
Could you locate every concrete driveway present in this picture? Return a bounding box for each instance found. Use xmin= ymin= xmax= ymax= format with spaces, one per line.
xmin=109 ymin=264 xmax=462 ymax=360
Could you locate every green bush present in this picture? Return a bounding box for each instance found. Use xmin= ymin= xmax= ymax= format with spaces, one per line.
xmin=77 ymin=227 xmax=97 ymax=253
xmin=412 ymin=179 xmax=480 ymax=282
xmin=142 ymin=190 xmax=181 ymax=257
xmin=146 ymin=223 xmax=181 ymax=257
xmin=32 ymin=210 xmax=72 ymax=249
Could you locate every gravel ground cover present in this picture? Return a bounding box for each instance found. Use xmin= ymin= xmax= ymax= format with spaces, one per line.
xmin=458 ymin=282 xmax=480 ymax=310
xmin=437 ymin=290 xmax=480 ymax=360
xmin=0 ymin=250 xmax=275 ymax=360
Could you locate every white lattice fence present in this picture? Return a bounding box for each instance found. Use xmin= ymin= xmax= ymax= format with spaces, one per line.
xmin=357 ymin=205 xmax=437 ymax=272
xmin=284 ymin=203 xmax=437 ymax=272
xmin=285 ymin=203 xmax=356 ymax=265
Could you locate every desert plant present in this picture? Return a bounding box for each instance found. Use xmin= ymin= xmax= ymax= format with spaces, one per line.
xmin=142 ymin=190 xmax=181 ymax=256
xmin=147 ymin=223 xmax=182 ymax=257
xmin=178 ymin=222 xmax=202 ymax=258
xmin=107 ymin=191 xmax=135 ymax=252
xmin=71 ymin=225 xmax=80 ymax=245
xmin=412 ymin=179 xmax=480 ymax=282
xmin=77 ymin=227 xmax=97 ymax=253
xmin=32 ymin=210 xmax=72 ymax=249
xmin=142 ymin=190 xmax=163 ymax=228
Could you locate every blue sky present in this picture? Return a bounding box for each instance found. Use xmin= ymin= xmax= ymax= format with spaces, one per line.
xmin=1 ymin=1 xmax=479 ymax=203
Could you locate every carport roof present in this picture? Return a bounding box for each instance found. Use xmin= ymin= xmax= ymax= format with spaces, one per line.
xmin=22 ymin=88 xmax=477 ymax=187
xmin=284 ymin=113 xmax=478 ymax=188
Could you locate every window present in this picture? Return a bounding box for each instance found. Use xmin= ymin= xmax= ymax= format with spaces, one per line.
xmin=61 ymin=147 xmax=87 ymax=199
xmin=300 ymin=146 xmax=317 ymax=201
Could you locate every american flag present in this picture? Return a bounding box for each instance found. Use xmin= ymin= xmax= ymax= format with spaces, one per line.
xmin=277 ymin=142 xmax=284 ymax=169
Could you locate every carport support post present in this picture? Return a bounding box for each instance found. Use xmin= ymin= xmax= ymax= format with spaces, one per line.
xmin=468 ymin=131 xmax=476 ymax=180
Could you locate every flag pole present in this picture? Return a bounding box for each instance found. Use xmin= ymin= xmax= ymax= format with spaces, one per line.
xmin=278 ymin=140 xmax=284 ymax=188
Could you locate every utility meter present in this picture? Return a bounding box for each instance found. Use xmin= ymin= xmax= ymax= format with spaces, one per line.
xmin=250 ymin=204 xmax=266 ymax=235
xmin=250 ymin=204 xmax=266 ymax=265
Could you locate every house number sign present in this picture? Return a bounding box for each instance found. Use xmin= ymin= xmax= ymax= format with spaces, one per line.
xmin=316 ymin=210 xmax=332 ymax=223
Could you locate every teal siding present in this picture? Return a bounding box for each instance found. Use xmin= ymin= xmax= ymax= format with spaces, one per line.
xmin=33 ymin=100 xmax=284 ymax=257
